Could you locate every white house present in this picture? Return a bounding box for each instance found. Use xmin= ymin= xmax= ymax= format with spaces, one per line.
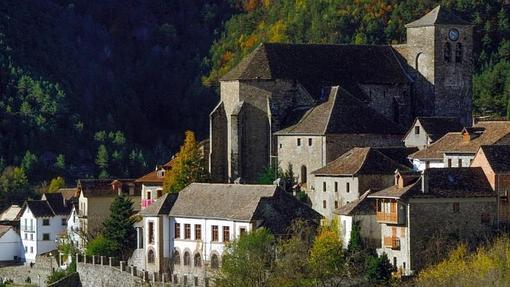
xmin=403 ymin=117 xmax=463 ymax=150
xmin=66 ymin=204 xmax=81 ymax=248
xmin=0 ymin=225 xmax=23 ymax=261
xmin=139 ymin=183 xmax=321 ymax=286
xmin=20 ymin=193 xmax=71 ymax=263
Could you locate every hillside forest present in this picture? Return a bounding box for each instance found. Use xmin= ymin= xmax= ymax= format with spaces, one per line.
xmin=1 ymin=0 xmax=510 ymax=208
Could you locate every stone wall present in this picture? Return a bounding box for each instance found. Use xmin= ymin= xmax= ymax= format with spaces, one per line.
xmin=47 ymin=272 xmax=81 ymax=287
xmin=77 ymin=262 xmax=143 ymax=287
xmin=0 ymin=255 xmax=58 ymax=286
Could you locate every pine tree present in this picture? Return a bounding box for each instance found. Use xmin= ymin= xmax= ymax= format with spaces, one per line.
xmin=163 ymin=130 xmax=209 ymax=193
xmin=102 ymin=195 xmax=136 ymax=259
xmin=348 ymin=220 xmax=363 ymax=253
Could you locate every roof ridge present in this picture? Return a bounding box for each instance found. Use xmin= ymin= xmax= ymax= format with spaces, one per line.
xmin=323 ymin=86 xmax=339 ymax=134
xmin=352 ymin=148 xmax=372 ymax=175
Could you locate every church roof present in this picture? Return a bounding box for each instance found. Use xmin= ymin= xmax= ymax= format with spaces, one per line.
xmin=406 ymin=6 xmax=471 ymax=28
xmin=221 ymin=43 xmax=411 ymax=98
xmin=274 ymin=86 xmax=404 ymax=136
xmin=312 ymin=147 xmax=409 ymax=176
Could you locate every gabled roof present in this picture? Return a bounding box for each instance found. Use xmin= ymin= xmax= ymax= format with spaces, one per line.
xmin=406 ymin=6 xmax=471 ymax=28
xmin=312 ymin=147 xmax=409 ymax=176
xmin=135 ymin=170 xmax=165 ymax=184
xmin=78 ymin=179 xmax=114 ymax=197
xmin=479 ymin=145 xmax=510 ymax=173
xmin=334 ymin=190 xmax=374 ymax=216
xmin=412 ymin=117 xmax=463 ymax=141
xmin=221 ymin=43 xmax=411 ymax=98
xmin=0 ymin=205 xmax=22 ymax=222
xmin=140 ymin=193 xmax=178 ymax=216
xmin=275 ymin=86 xmax=403 ymax=136
xmin=23 ymin=200 xmax=55 ymax=218
xmin=410 ymin=121 xmax=510 ymax=160
xmin=0 ymin=225 xmax=13 ymax=238
xmin=57 ymin=188 xmax=79 ymax=201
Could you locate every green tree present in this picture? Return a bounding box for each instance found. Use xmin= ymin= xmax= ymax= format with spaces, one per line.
xmin=102 ymin=195 xmax=136 ymax=259
xmin=85 ymin=234 xmax=117 ymax=257
xmin=163 ymin=131 xmax=209 ymax=193
xmin=348 ymin=220 xmax=363 ymax=253
xmin=96 ymin=144 xmax=109 ymax=178
xmin=366 ymin=253 xmax=394 ymax=284
xmin=0 ymin=166 xmax=30 ymax=210
xmin=21 ymin=150 xmax=37 ymax=175
xmin=47 ymin=176 xmax=65 ymax=193
xmin=54 ymin=154 xmax=65 ymax=170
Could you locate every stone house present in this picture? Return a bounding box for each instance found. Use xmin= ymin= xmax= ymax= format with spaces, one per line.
xmin=403 ymin=117 xmax=463 ymax=150
xmin=309 ymin=147 xmax=410 ymax=221
xmin=0 ymin=225 xmax=22 ymax=262
xmin=471 ymin=145 xmax=510 ymax=228
xmin=139 ymin=183 xmax=321 ymax=286
xmin=77 ymin=179 xmax=140 ymax=248
xmin=276 ymin=87 xmax=404 ymax=190
xmin=209 ymin=6 xmax=474 ymax=184
xmin=409 ymin=121 xmax=510 ymax=170
xmin=20 ymin=193 xmax=71 ymax=263
xmin=334 ymin=191 xmax=380 ymax=249
xmin=368 ymin=168 xmax=497 ymax=275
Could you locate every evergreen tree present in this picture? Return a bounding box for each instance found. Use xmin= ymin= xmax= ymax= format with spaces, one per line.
xmin=163 ymin=130 xmax=209 ymax=193
xmin=348 ymin=220 xmax=363 ymax=253
xmin=96 ymin=144 xmax=109 ymax=177
xmin=366 ymin=253 xmax=394 ymax=283
xmin=102 ymin=195 xmax=136 ymax=259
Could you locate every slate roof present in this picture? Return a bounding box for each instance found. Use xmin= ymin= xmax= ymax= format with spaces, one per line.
xmin=334 ymin=190 xmax=374 ymax=216
xmin=275 ymin=86 xmax=404 ymax=136
xmin=42 ymin=193 xmax=70 ymax=215
xmin=369 ymin=168 xmax=494 ymax=199
xmin=23 ymin=200 xmax=55 ymax=218
xmin=0 ymin=225 xmax=12 ymax=238
xmin=312 ymin=147 xmax=410 ymax=176
xmin=221 ymin=43 xmax=411 ymax=99
xmin=0 ymin=205 xmax=22 ymax=222
xmin=410 ymin=121 xmax=510 ymax=160
xmin=413 ymin=117 xmax=464 ymax=141
xmin=406 ymin=6 xmax=471 ymax=28
xmin=480 ymin=145 xmax=510 ymax=173
xmin=140 ymin=193 xmax=178 ymax=216
xmin=374 ymin=147 xmax=417 ymax=168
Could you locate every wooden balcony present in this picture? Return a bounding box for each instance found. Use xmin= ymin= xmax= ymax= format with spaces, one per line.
xmin=383 ymin=236 xmax=400 ymax=250
xmin=376 ymin=212 xmax=398 ymax=224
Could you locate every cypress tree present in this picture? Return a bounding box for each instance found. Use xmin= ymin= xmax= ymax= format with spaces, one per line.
xmin=102 ymin=195 xmax=136 ymax=259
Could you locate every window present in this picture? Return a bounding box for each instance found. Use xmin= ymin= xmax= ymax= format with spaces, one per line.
xmin=223 ymin=226 xmax=230 ymax=242
xmin=194 ymin=276 xmax=199 ymax=286
xmin=173 ymin=275 xmax=178 ymax=284
xmin=43 ymin=233 xmax=50 ymax=241
xmin=173 ymin=250 xmax=180 ymax=265
xmin=323 ymin=200 xmax=327 ymax=209
xmin=455 ymin=43 xmax=463 ymax=63
xmin=211 ymin=254 xmax=219 ymax=269
xmin=444 ymin=42 xmax=451 ymax=62
xmin=323 ymin=182 xmax=326 ymax=192
xmin=448 ymin=158 xmax=452 ymax=167
xmin=24 ymin=233 xmax=27 ymax=240
xmin=458 ymin=158 xmax=462 ymax=167
xmin=184 ymin=276 xmax=188 ymax=286
xmin=334 ymin=182 xmax=338 ymax=192
xmin=174 ymin=223 xmax=180 ymax=239
xmin=61 ymin=218 xmax=67 ymax=226
xmin=279 ymin=143 xmax=282 ymax=149
xmin=334 ymin=201 xmax=338 ymax=209
xmin=453 ymin=202 xmax=460 ymax=213
xmin=297 ymin=138 xmax=301 ymax=146
xmin=147 ymin=191 xmax=151 ymax=200
xmin=346 ymin=182 xmax=350 ymax=193
xmin=184 ymin=251 xmax=191 ymax=266
xmin=240 ymin=227 xmax=247 ymax=236
xmin=300 ymin=165 xmax=307 ymax=184
xmin=25 ymin=246 xmax=27 ymax=252
xmin=30 ymin=234 xmax=33 ymax=241
xmin=148 ymin=221 xmax=154 ymax=244
xmin=147 ymin=249 xmax=155 ymax=264
xmin=194 ymin=253 xmax=202 ymax=267
xmin=195 ymin=225 xmax=202 ymax=240
xmin=415 ymin=126 xmax=420 ymax=134
xmin=308 ymin=138 xmax=312 ymax=146
xmin=184 ymin=224 xmax=191 ymax=239
xmin=30 ymin=247 xmax=33 ymax=253
xmin=212 ymin=225 xmax=219 ymax=241
xmin=393 ymin=257 xmax=397 ymax=268
xmin=43 ymin=219 xmax=50 ymax=226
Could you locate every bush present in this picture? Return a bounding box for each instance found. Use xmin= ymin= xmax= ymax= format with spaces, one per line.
xmin=366 ymin=253 xmax=394 ymax=283
xmin=85 ymin=234 xmax=117 ymax=257
xmin=46 ymin=269 xmax=68 ymax=284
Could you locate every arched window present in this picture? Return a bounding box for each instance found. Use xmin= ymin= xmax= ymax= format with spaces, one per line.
xmin=194 ymin=253 xmax=202 ymax=267
xmin=455 ymin=43 xmax=463 ymax=63
xmin=300 ymin=165 xmax=307 ymax=184
xmin=173 ymin=250 xmax=180 ymax=265
xmin=184 ymin=251 xmax=191 ymax=266
xmin=147 ymin=249 xmax=155 ymax=264
xmin=444 ymin=42 xmax=451 ymax=62
xmin=211 ymin=254 xmax=219 ymax=269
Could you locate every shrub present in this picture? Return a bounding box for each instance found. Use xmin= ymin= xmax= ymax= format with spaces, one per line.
xmin=85 ymin=234 xmax=117 ymax=257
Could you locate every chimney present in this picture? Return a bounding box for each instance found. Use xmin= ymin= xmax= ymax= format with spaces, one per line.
xmin=421 ymin=170 xmax=428 ymax=193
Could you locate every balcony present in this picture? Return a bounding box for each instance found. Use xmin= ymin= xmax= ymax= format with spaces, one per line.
xmin=376 ymin=212 xmax=398 ymax=224
xmin=383 ymin=236 xmax=400 ymax=250
xmin=21 ymin=225 xmax=35 ymax=233
xmin=141 ymin=199 xmax=155 ymax=209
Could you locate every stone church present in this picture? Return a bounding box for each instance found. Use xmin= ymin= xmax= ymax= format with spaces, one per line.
xmin=209 ymin=6 xmax=473 ymax=184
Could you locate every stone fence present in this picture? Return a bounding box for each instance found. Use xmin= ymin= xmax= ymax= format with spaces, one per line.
xmin=47 ymin=272 xmax=81 ymax=287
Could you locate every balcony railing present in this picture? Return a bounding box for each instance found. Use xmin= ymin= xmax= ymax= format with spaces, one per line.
xmin=21 ymin=225 xmax=35 ymax=233
xmin=376 ymin=212 xmax=398 ymax=224
xmin=141 ymin=199 xmax=155 ymax=209
xmin=383 ymin=236 xmax=400 ymax=250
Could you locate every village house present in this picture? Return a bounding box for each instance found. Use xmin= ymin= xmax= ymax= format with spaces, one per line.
xmin=0 ymin=205 xmax=22 ymax=228
xmin=403 ymin=117 xmax=463 ymax=150
xmin=309 ymin=147 xmax=411 ymax=221
xmin=409 ymin=121 xmax=510 ymax=170
xmin=66 ymin=204 xmax=81 ymax=249
xmin=0 ymin=225 xmax=22 ymax=262
xmin=209 ymin=6 xmax=474 ymax=184
xmin=20 ymin=193 xmax=71 ymax=263
xmin=471 ymin=145 xmax=510 ymax=228
xmin=139 ymin=183 xmax=321 ymax=286
xmin=368 ymin=168 xmax=497 ymax=275
xmin=276 ymin=87 xmax=404 ymax=189
xmin=77 ymin=179 xmax=140 ymax=249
